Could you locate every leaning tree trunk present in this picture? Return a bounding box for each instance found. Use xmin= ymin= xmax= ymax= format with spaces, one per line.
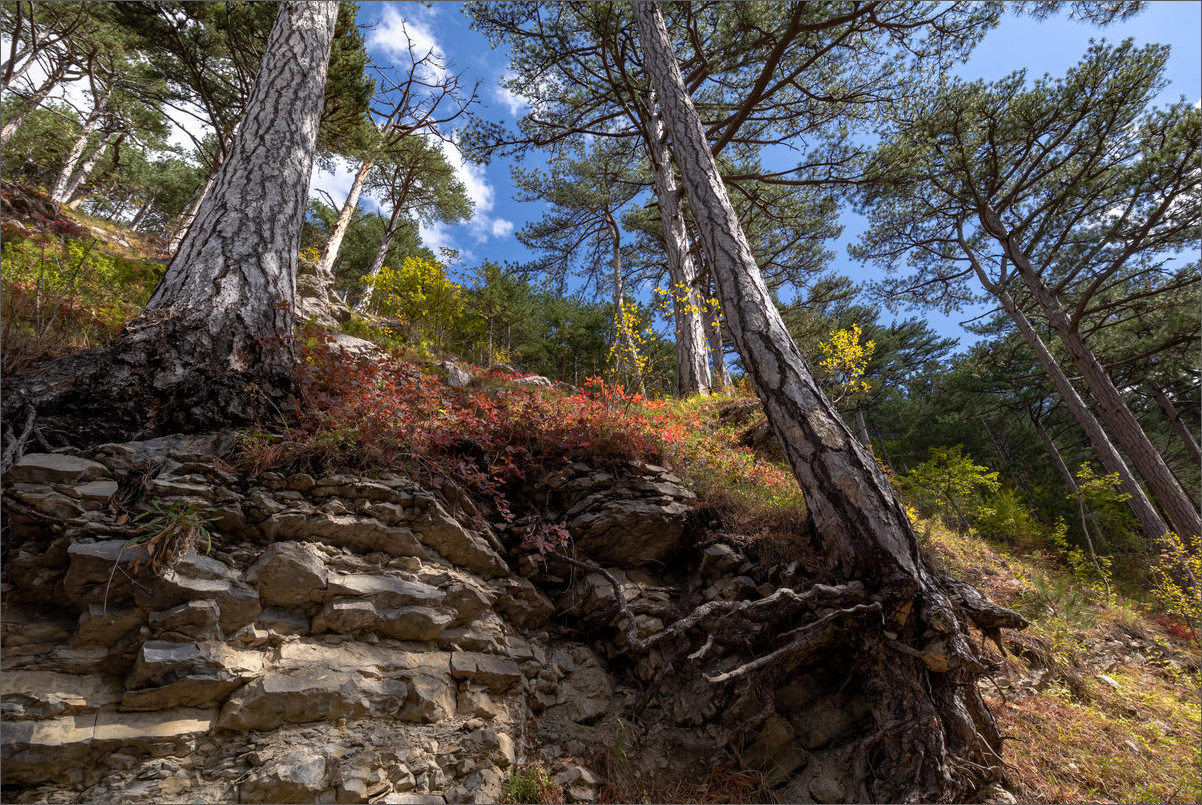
xmin=51 ymin=88 xmax=110 ymax=203
xmin=319 ymin=156 xmax=374 ymax=283
xmin=1029 ymin=407 xmax=1112 ymax=598
xmin=63 ymin=132 xmax=120 ymax=210
xmin=1 ymin=60 xmax=69 ymax=146
xmin=646 ymin=95 xmax=710 ymax=397
xmin=354 ymin=203 xmax=404 ymax=314
xmin=634 ymin=3 xmax=1026 ymax=800
xmin=979 ymin=206 xmax=1201 ymax=540
xmin=958 ymin=237 xmax=1175 ymax=549
xmin=1150 ymin=384 xmax=1202 ymax=468
xmin=696 ymin=254 xmax=732 ymax=389
xmin=1 ymin=1 xmax=338 ymax=466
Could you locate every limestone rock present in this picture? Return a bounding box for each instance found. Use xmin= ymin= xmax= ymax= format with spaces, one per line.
xmin=441 ymin=361 xmax=474 ymax=388
xmin=263 ymin=509 xmax=424 ymax=557
xmin=123 ymin=640 xmax=262 ymax=711
xmin=401 ymin=674 xmax=458 ymax=723
xmin=217 ymin=671 xmax=407 ymax=731
xmin=312 ymin=599 xmax=453 ymax=641
xmin=568 ymin=495 xmax=692 ymax=567
xmin=147 ymin=600 xmax=223 ymax=642
xmin=488 ymin=577 xmax=554 ymax=627
xmin=246 ymin=541 xmax=328 ymax=606
xmin=414 ymin=501 xmax=509 ymax=579
xmin=326 ymin=572 xmax=445 ymax=608
xmin=133 ymin=551 xmax=260 ymax=634
xmin=449 ymin=652 xmax=522 ymax=693
xmin=74 ymin=604 xmax=147 ymax=647
xmin=5 ymin=453 xmax=109 ymax=485
xmin=1 ymin=672 xmax=122 ymax=720
xmin=63 ymin=539 xmax=153 ymax=604
xmin=512 ymin=375 xmax=553 ymax=388
xmin=240 ymin=750 xmax=329 ymax=804
xmin=330 ymin=331 xmax=386 ymax=361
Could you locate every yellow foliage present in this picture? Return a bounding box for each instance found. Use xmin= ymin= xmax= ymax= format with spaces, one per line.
xmin=359 ymin=256 xmax=465 ymax=342
xmin=817 ymin=323 xmax=875 ymax=402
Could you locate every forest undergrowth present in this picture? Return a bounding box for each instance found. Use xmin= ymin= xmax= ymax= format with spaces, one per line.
xmin=1 ymin=191 xmax=1197 ymax=805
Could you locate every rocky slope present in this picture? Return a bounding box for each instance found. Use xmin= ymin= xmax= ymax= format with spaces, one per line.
xmin=1 ymin=429 xmax=899 ymax=804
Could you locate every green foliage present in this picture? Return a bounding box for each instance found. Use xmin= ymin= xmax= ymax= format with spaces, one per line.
xmin=1072 ymin=463 xmax=1140 ymax=553
xmin=1149 ymin=531 xmax=1201 ymax=641
xmin=0 ymin=224 xmax=164 ymax=373
xmin=899 ymin=446 xmax=1000 ymax=532
xmin=501 ymin=764 xmax=562 ymax=804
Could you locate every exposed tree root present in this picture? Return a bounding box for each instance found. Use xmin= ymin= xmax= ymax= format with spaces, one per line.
xmin=548 ymin=546 xmax=1028 ymax=802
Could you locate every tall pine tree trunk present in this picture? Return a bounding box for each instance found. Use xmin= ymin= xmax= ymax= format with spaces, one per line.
xmin=646 ymin=95 xmax=710 ymax=397
xmin=698 ymin=258 xmax=731 ymax=389
xmin=2 ymin=1 xmax=339 ymax=461
xmin=1029 ymin=408 xmax=1112 ymax=597
xmin=958 ymin=232 xmax=1174 ymax=547
xmin=979 ymin=205 xmax=1201 ymax=540
xmin=635 ymin=4 xmax=1025 ymax=799
xmin=319 ymin=157 xmax=374 ymax=282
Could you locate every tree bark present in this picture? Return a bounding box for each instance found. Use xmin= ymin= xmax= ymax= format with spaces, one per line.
xmin=2 ymin=1 xmax=338 ymax=461
xmin=855 ymin=407 xmax=874 ymax=456
xmin=1 ymin=59 xmax=69 ymax=146
xmin=979 ymin=205 xmax=1201 ymax=540
xmin=1150 ymin=384 xmax=1202 ymax=468
xmin=646 ymin=95 xmax=710 ymax=397
xmin=319 ymin=156 xmax=374 ymax=283
xmin=634 ymin=4 xmax=1025 ymax=799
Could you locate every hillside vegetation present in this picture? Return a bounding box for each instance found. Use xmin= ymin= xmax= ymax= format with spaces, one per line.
xmin=1 ymin=191 xmax=1197 ymax=804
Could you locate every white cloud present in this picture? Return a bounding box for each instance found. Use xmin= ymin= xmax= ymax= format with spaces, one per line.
xmin=490 ymin=218 xmax=515 ymax=238
xmin=366 ymin=3 xmax=448 ymax=84
xmin=495 ymin=71 xmax=530 ymax=118
xmin=308 ymin=157 xmax=359 ymax=209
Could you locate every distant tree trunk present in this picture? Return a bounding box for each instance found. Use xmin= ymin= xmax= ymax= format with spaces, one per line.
xmin=168 ymin=164 xmax=220 ymax=255
xmin=1150 ymin=384 xmax=1202 ymax=468
xmin=64 ymin=131 xmax=120 ymax=210
xmin=979 ymin=205 xmax=1201 ymax=540
xmin=855 ymin=408 xmax=874 ymax=455
xmin=606 ymin=212 xmax=646 ymax=397
xmin=2 ymin=1 xmax=339 ymax=462
xmin=958 ymin=236 xmax=1174 ymax=549
xmin=1029 ymin=408 xmax=1111 ymax=598
xmin=0 ymin=47 xmax=36 ymax=92
xmin=636 ymin=4 xmax=1026 ymax=800
xmin=646 ymin=96 xmax=710 ymax=397
xmin=701 ymin=270 xmax=731 ymax=389
xmin=129 ymin=193 xmax=159 ymax=230
xmin=319 ymin=157 xmax=373 ymax=283
xmin=354 ymin=203 xmax=404 ymax=313
xmin=1 ymin=59 xmax=69 ymax=146
xmin=51 ymin=88 xmax=110 ymax=203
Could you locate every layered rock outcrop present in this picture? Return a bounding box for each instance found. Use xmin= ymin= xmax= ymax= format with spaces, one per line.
xmin=2 ymin=434 xmax=903 ymax=803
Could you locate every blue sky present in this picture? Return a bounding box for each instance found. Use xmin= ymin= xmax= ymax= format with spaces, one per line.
xmin=314 ymin=1 xmax=1202 ymax=349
